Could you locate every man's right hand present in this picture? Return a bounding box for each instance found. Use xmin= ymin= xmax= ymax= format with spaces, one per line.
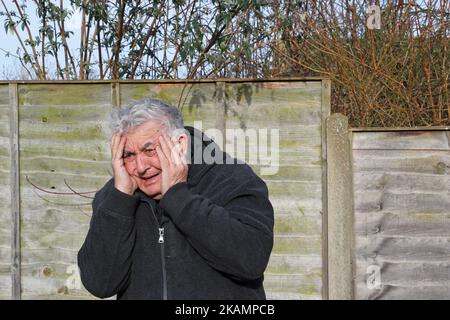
xmin=111 ymin=133 xmax=137 ymax=195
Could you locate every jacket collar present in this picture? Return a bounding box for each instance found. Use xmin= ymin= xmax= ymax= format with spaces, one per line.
xmin=185 ymin=126 xmax=223 ymax=187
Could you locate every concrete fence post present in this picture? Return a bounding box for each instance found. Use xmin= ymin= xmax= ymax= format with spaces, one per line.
xmin=326 ymin=113 xmax=354 ymax=300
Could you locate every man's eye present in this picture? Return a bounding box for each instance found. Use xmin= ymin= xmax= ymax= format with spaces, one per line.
xmin=144 ymin=148 xmax=156 ymax=156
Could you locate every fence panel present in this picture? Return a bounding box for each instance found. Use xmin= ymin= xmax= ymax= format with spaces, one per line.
xmin=225 ymin=81 xmax=326 ymax=299
xmin=0 ymin=79 xmax=329 ymax=299
xmin=18 ymin=83 xmax=112 ymax=299
xmin=352 ymin=129 xmax=450 ymax=299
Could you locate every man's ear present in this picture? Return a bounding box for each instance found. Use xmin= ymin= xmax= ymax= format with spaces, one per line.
xmin=177 ymin=133 xmax=189 ymax=157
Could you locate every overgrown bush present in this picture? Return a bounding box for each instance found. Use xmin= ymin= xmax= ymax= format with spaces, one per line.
xmin=1 ymin=0 xmax=448 ymax=127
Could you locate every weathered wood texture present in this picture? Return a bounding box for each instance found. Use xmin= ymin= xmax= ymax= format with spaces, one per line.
xmin=352 ymin=130 xmax=450 ymax=300
xmin=9 ymin=84 xmax=21 ymax=300
xmin=0 ymin=80 xmax=327 ymax=300
xmin=320 ymin=79 xmax=331 ymax=300
xmin=17 ymin=83 xmax=112 ymax=299
xmin=224 ymin=81 xmax=326 ymax=299
xmin=0 ymin=84 xmax=11 ymax=299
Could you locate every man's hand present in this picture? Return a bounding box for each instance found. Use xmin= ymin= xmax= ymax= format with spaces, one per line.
xmin=156 ymin=134 xmax=188 ymax=197
xmin=111 ymin=132 xmax=137 ymax=195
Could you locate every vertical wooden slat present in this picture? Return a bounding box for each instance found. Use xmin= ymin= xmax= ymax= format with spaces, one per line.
xmin=111 ymin=81 xmax=121 ymax=108
xmin=9 ymin=83 xmax=21 ymax=300
xmin=321 ymin=79 xmax=331 ymax=299
xmin=215 ymin=81 xmax=226 ymax=144
xmin=347 ymin=129 xmax=355 ymax=297
xmin=445 ymin=130 xmax=449 ymax=148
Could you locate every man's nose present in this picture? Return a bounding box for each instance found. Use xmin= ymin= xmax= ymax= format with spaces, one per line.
xmin=135 ymin=153 xmax=149 ymax=176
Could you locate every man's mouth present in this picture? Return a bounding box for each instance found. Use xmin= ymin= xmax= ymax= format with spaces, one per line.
xmin=141 ymin=172 xmax=161 ymax=184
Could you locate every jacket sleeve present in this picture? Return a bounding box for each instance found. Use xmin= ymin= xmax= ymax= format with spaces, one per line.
xmin=77 ymin=179 xmax=140 ymax=298
xmin=159 ymin=177 xmax=274 ymax=281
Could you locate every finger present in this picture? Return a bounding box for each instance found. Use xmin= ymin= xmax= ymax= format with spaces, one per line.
xmin=158 ymin=135 xmax=173 ymax=165
xmin=111 ymin=133 xmax=120 ymax=158
xmin=178 ymin=148 xmax=188 ymax=165
xmin=156 ymin=145 xmax=169 ymax=170
xmin=170 ymin=135 xmax=184 ymax=153
xmin=165 ymin=134 xmax=176 ymax=147
xmin=171 ymin=138 xmax=187 ymax=165
xmin=162 ymin=135 xmax=183 ymax=164
xmin=111 ymin=133 xmax=120 ymax=160
xmin=171 ymin=142 xmax=185 ymax=166
xmin=130 ymin=175 xmax=138 ymax=188
xmin=115 ymin=135 xmax=126 ymax=161
xmin=113 ymin=134 xmax=125 ymax=162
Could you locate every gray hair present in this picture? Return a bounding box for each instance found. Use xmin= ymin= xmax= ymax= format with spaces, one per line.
xmin=109 ymin=98 xmax=184 ymax=136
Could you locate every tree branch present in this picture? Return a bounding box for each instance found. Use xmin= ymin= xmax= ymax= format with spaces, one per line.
xmin=12 ymin=0 xmax=44 ymax=78
xmin=111 ymin=0 xmax=126 ymax=79
xmin=1 ymin=0 xmax=42 ymax=77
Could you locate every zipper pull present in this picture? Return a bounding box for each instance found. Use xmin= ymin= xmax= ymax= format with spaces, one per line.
xmin=158 ymin=228 xmax=164 ymax=244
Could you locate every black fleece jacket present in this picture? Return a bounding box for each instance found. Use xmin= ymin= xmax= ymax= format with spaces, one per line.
xmin=77 ymin=126 xmax=274 ymax=299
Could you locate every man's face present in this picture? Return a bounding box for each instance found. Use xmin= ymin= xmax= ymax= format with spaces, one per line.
xmin=123 ymin=120 xmax=164 ymax=199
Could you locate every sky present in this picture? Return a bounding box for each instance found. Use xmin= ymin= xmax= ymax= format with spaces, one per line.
xmin=0 ymin=0 xmax=439 ymax=79
xmin=0 ymin=0 xmax=82 ymax=79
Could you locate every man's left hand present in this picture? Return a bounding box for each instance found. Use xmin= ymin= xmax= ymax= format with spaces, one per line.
xmin=156 ymin=134 xmax=188 ymax=197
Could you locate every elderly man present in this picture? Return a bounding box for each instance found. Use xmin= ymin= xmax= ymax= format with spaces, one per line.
xmin=78 ymin=98 xmax=274 ymax=300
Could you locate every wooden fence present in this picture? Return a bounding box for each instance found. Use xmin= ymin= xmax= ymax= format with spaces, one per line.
xmin=3 ymin=81 xmax=447 ymax=300
xmin=327 ymin=115 xmax=450 ymax=300
xmin=0 ymin=79 xmax=330 ymax=300
xmin=352 ymin=126 xmax=450 ymax=299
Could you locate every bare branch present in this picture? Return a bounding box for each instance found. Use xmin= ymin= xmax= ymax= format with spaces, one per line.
xmin=0 ymin=0 xmax=41 ymax=77
xmin=111 ymin=0 xmax=126 ymax=79
xmin=12 ymin=0 xmax=44 ymax=78
xmin=128 ymin=0 xmax=166 ymax=79
xmin=26 ymin=175 xmax=97 ymax=196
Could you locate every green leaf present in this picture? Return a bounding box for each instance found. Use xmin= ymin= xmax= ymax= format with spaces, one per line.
xmin=23 ymin=53 xmax=31 ymax=64
xmin=244 ymin=43 xmax=252 ymax=60
xmin=180 ymin=47 xmax=187 ymax=61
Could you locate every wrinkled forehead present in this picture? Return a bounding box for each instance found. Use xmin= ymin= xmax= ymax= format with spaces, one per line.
xmin=124 ymin=120 xmax=163 ymax=148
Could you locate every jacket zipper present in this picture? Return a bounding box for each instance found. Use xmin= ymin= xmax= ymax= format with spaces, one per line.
xmin=143 ymin=200 xmax=168 ymax=300
xmin=159 ymin=227 xmax=168 ymax=300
